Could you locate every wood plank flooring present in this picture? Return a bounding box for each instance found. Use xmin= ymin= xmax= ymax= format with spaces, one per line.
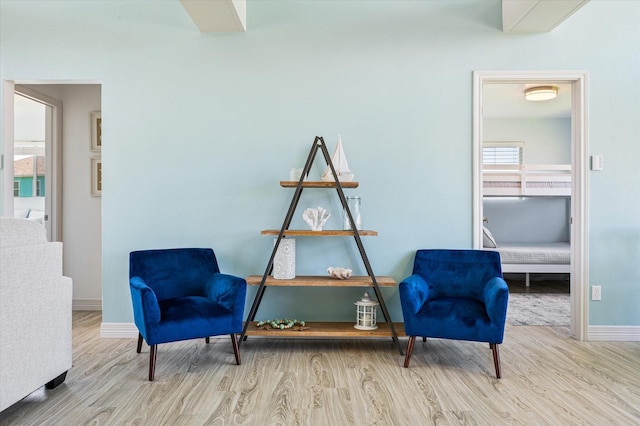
xmin=1 ymin=311 xmax=639 ymax=425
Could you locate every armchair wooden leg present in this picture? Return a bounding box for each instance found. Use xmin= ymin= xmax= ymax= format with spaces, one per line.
xmin=404 ymin=336 xmax=416 ymax=368
xmin=205 ymin=337 xmax=210 ymax=344
xmin=137 ymin=333 xmax=144 ymax=353
xmin=490 ymin=343 xmax=501 ymax=379
xmin=149 ymin=344 xmax=157 ymax=381
xmin=423 ymin=337 xmax=427 ymax=342
xmin=231 ymin=334 xmax=241 ymax=365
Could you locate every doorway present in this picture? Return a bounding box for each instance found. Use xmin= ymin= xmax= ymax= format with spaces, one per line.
xmin=2 ymin=81 xmax=103 ymax=311
xmin=473 ymin=71 xmax=589 ymax=341
xmin=12 ymin=90 xmax=61 ymax=242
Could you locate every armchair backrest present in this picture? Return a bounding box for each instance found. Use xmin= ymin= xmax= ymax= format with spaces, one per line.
xmin=413 ymin=249 xmax=503 ymax=300
xmin=130 ymin=248 xmax=220 ymax=301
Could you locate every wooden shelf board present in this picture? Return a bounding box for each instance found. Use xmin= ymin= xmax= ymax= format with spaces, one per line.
xmin=261 ymin=229 xmax=377 ymax=236
xmin=244 ymin=321 xmax=405 ymax=337
xmin=246 ymin=275 xmax=396 ymax=287
xmin=280 ymin=181 xmax=359 ymax=188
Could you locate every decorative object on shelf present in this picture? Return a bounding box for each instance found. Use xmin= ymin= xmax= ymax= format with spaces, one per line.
xmin=290 ymin=168 xmax=303 ymax=181
xmin=354 ymin=291 xmax=378 ymax=330
xmin=327 ymin=267 xmax=352 ymax=279
xmin=321 ymin=134 xmax=354 ymax=182
xmin=343 ymin=196 xmax=362 ymax=230
xmin=302 ymin=207 xmax=330 ymax=231
xmin=256 ymin=318 xmax=309 ymax=331
xmin=273 ymin=238 xmax=295 ymax=279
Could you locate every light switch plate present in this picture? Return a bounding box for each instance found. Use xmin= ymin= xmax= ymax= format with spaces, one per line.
xmin=591 ymin=155 xmax=603 ymax=171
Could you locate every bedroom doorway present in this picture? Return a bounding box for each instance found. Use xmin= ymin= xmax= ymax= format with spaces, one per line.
xmin=473 ymin=71 xmax=589 ymax=341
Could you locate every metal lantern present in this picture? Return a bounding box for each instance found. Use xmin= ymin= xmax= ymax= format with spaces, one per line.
xmin=354 ymin=291 xmax=379 ymax=330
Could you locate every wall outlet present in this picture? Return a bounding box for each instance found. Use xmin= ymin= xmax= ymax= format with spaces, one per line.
xmin=591 ymin=285 xmax=602 ymax=301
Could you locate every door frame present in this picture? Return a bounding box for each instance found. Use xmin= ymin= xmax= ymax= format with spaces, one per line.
xmin=3 ymin=81 xmax=62 ymax=241
xmin=472 ymin=70 xmax=589 ymax=341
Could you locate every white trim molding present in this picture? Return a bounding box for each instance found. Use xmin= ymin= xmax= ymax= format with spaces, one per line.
xmin=99 ymin=322 xmax=230 ymax=340
xmin=473 ymin=70 xmax=589 ymax=341
xmin=100 ymin=322 xmax=139 ymax=339
xmin=588 ymin=326 xmax=640 ymax=342
xmin=72 ymin=299 xmax=102 ymax=311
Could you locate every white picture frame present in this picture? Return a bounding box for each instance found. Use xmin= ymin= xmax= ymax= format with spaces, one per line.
xmin=90 ymin=111 xmax=102 ymax=151
xmin=91 ymin=157 xmax=102 ymax=197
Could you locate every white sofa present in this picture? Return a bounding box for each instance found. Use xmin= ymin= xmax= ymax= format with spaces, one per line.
xmin=0 ymin=218 xmax=72 ymax=412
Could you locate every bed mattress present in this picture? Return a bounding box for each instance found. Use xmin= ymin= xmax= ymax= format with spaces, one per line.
xmin=490 ymin=242 xmax=570 ymax=264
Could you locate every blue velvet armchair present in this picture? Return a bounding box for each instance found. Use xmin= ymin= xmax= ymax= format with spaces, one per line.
xmin=399 ymin=249 xmax=509 ymax=378
xmin=129 ymin=248 xmax=247 ymax=381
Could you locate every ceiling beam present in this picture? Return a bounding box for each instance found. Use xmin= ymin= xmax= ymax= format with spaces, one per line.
xmin=502 ymin=0 xmax=589 ymax=33
xmin=180 ymin=0 xmax=246 ymax=32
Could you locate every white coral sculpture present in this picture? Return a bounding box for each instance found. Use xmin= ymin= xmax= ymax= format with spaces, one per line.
xmin=327 ymin=267 xmax=352 ymax=280
xmin=302 ymin=207 xmax=331 ymax=231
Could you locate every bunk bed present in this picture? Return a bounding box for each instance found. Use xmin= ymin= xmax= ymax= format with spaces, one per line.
xmin=483 ymin=164 xmax=571 ymax=197
xmin=482 ymin=163 xmax=572 ymax=286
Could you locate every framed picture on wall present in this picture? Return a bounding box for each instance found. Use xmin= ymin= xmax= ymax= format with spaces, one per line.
xmin=91 ymin=157 xmax=102 ymax=197
xmin=90 ymin=111 xmax=102 ymax=151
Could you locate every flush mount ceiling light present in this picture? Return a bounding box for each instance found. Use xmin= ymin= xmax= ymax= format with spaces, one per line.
xmin=524 ymin=85 xmax=558 ymax=101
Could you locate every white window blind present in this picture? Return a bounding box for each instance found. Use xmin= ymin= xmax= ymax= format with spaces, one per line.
xmin=483 ymin=142 xmax=523 ymax=165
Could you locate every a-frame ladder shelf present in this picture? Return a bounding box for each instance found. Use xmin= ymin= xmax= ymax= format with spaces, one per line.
xmin=260 ymin=230 xmax=378 ymax=236
xmin=244 ymin=322 xmax=406 ymax=338
xmin=246 ymin=275 xmax=396 ymax=287
xmin=280 ymin=181 xmax=359 ymax=188
xmin=240 ymin=136 xmax=403 ymax=354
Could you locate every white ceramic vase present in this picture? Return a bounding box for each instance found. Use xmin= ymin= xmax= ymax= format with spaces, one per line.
xmin=273 ymin=238 xmax=295 ymax=279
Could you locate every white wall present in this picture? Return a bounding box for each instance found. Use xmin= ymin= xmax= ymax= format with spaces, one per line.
xmin=1 ymin=1 xmax=639 ymax=326
xmin=19 ymin=84 xmax=102 ymax=309
xmin=484 ymin=118 xmax=571 ymax=164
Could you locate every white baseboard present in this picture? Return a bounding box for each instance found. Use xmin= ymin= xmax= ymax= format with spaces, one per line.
xmin=99 ymin=322 xmax=231 ymax=340
xmin=588 ymin=325 xmax=640 ymax=341
xmin=73 ymin=299 xmax=102 ymax=311
xmin=100 ymin=322 xmax=138 ymax=339
xmin=99 ymin=322 xmax=640 ymax=342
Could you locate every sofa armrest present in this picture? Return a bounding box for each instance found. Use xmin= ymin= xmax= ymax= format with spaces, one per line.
xmin=129 ymin=277 xmax=161 ymax=336
xmin=205 ymin=273 xmax=247 ymax=314
xmin=0 ymin=242 xmax=72 ymax=412
xmin=483 ymin=276 xmax=509 ymax=323
xmin=398 ymin=274 xmax=431 ymax=315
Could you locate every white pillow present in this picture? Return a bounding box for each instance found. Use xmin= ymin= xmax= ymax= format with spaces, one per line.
xmin=483 ymin=226 xmax=497 ymax=248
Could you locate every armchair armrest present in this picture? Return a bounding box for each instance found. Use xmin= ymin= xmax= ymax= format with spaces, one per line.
xmin=130 ymin=277 xmax=161 ymax=334
xmin=205 ymin=273 xmax=247 ymax=313
xmin=482 ymin=276 xmax=509 ymax=323
xmin=398 ymin=274 xmax=431 ymax=315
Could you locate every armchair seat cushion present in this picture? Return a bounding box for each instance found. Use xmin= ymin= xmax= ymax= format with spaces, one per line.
xmin=412 ymin=297 xmax=502 ymax=343
xmin=146 ymin=296 xmax=241 ymax=345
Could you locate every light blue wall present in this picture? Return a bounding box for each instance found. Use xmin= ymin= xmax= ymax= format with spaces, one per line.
xmin=484 ymin=117 xmax=571 ymax=164
xmin=1 ymin=1 xmax=639 ymax=326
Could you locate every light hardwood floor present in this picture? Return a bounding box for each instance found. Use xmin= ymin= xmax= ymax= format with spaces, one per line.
xmin=1 ymin=312 xmax=639 ymax=425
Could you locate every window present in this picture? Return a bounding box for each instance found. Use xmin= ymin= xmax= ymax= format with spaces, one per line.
xmin=14 ymin=181 xmax=20 ymax=197
xmin=36 ymin=179 xmax=43 ymax=196
xmin=483 ymin=142 xmax=524 ymax=165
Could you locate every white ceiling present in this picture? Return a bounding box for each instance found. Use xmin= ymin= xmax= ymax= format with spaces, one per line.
xmin=180 ymin=0 xmax=589 ymax=34
xmin=483 ymin=83 xmax=572 ymax=119
xmin=502 ymin=0 xmax=590 ymax=33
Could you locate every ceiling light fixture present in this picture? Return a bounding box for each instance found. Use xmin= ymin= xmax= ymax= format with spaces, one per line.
xmin=524 ymin=85 xmax=558 ymax=101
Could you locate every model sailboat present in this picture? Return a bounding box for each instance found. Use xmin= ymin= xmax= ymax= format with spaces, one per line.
xmin=321 ymin=135 xmax=354 ymax=182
